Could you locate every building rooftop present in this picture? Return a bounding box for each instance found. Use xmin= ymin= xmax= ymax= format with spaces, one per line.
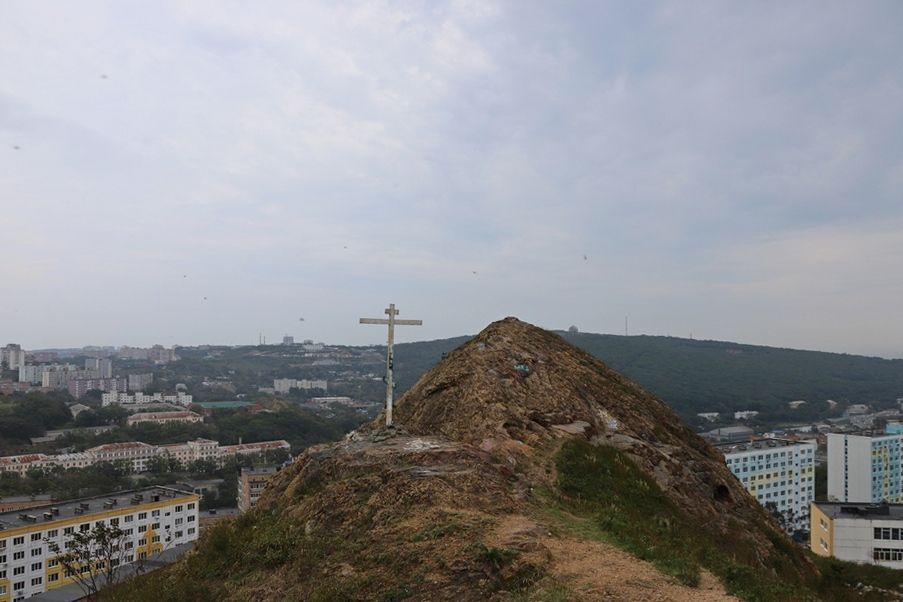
xmin=88 ymin=441 xmax=155 ymax=452
xmin=240 ymin=466 xmax=280 ymax=476
xmin=221 ymin=440 xmax=290 ymax=452
xmin=0 ymin=454 xmax=48 ymax=467
xmin=128 ymin=411 xmax=199 ymax=420
xmin=195 ymin=400 xmax=251 ymax=408
xmin=0 ymin=486 xmax=196 ymax=532
xmin=714 ymin=437 xmax=816 ymax=455
xmin=815 ymin=501 xmax=903 ymax=521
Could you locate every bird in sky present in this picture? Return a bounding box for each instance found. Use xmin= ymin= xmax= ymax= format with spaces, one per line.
xmin=583 ymin=254 xmax=588 ymax=261
xmin=13 ymin=145 xmax=20 ymax=150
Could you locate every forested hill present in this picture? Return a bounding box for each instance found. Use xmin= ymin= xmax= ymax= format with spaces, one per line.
xmin=392 ymin=331 xmax=903 ymax=425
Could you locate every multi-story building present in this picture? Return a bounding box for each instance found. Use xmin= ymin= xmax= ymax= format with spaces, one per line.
xmin=811 ymin=501 xmax=903 ymax=568
xmin=126 ymin=411 xmax=203 ymax=427
xmin=238 ymin=466 xmax=279 ymax=512
xmin=827 ymin=433 xmax=903 ymax=503
xmin=84 ymin=358 xmax=113 ymax=379
xmin=717 ymin=438 xmax=817 ymax=532
xmin=0 ymin=486 xmax=199 ymax=600
xmin=67 ymin=377 xmax=127 ymax=399
xmin=273 ymin=378 xmax=328 ymax=394
xmin=0 ymin=439 xmax=291 ymax=476
xmin=87 ymin=442 xmax=161 ymax=473
xmin=116 ymin=346 xmax=178 ymax=363
xmin=1 ymin=344 xmax=26 ymax=372
xmin=40 ymin=365 xmax=79 ymax=390
xmin=101 ymin=392 xmax=192 ymax=407
xmin=127 ymin=373 xmax=154 ymax=392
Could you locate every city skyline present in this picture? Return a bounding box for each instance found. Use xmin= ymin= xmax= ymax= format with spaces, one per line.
xmin=3 ymin=2 xmax=903 ymax=358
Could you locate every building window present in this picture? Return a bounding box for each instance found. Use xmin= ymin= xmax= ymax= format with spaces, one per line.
xmin=13 ymin=566 xmax=24 ymax=576
xmin=138 ymin=512 xmax=147 ymax=520
xmin=138 ymin=525 xmax=147 ymax=533
xmin=12 ymin=536 xmax=24 ymax=546
xmin=31 ymin=562 xmax=42 ymax=571
xmin=124 ymin=515 xmax=134 ymax=523
xmin=48 ymin=573 xmax=58 ymax=583
xmin=13 ymin=551 xmax=24 ymax=560
xmin=64 ymin=527 xmax=74 ymax=535
xmin=48 ymin=558 xmax=58 ymax=568
xmin=30 ymin=533 xmax=41 ymax=542
xmin=13 ymin=581 xmax=24 ymax=591
xmin=873 ymin=548 xmax=903 ymax=561
xmin=47 ymin=529 xmax=58 ymax=538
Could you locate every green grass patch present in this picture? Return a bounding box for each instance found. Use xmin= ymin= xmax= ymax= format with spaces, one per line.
xmin=551 ymin=439 xmax=812 ymax=601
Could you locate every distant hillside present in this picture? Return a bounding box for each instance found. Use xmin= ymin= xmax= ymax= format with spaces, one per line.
xmin=393 ymin=332 xmax=903 ymax=424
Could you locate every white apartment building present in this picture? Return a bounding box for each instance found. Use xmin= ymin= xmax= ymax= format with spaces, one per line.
xmin=102 ymin=392 xmax=192 ymax=407
xmin=717 ymin=438 xmax=817 ymax=532
xmin=273 ymin=378 xmax=328 ymax=394
xmin=0 ymin=486 xmax=198 ymax=601
xmin=84 ymin=358 xmax=113 ymax=379
xmin=126 ymin=411 xmax=203 ymax=427
xmin=0 ymin=439 xmax=290 ymax=475
xmin=127 ymin=373 xmax=154 ymax=392
xmin=811 ymin=501 xmax=903 ymax=568
xmin=159 ymin=439 xmax=220 ymax=468
xmin=1 ymin=345 xmax=25 ymax=372
xmin=827 ymin=433 xmax=903 ymax=503
xmin=734 ymin=410 xmax=760 ymax=420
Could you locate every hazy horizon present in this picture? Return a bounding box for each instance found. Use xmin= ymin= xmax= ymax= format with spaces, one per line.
xmin=3 ymin=2 xmax=903 ymax=359
xmin=15 ymin=323 xmax=903 ymax=362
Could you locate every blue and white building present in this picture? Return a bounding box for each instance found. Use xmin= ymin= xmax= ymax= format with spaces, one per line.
xmin=717 ymin=438 xmax=817 ymax=532
xmin=828 ymin=433 xmax=903 ymax=503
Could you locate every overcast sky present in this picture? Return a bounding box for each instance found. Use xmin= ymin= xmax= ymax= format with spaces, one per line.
xmin=2 ymin=1 xmax=903 ymax=357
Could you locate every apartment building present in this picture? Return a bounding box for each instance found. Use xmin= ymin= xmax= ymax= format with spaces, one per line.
xmin=67 ymin=378 xmax=127 ymax=399
xmin=0 ymin=345 xmax=25 ymax=372
xmin=0 ymin=486 xmax=198 ymax=601
xmin=0 ymin=439 xmax=290 ymax=475
xmin=827 ymin=433 xmax=903 ymax=503
xmin=273 ymin=378 xmax=327 ymax=394
xmin=717 ymin=438 xmax=817 ymax=532
xmin=127 ymin=373 xmax=154 ymax=392
xmin=237 ymin=466 xmax=279 ymax=513
xmin=126 ymin=411 xmax=203 ymax=427
xmin=101 ymin=392 xmax=192 ymax=407
xmin=83 ymin=358 xmax=113 ymax=379
xmin=811 ymin=501 xmax=903 ymax=568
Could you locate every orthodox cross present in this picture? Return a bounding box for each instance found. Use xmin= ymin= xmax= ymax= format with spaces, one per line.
xmin=359 ymin=303 xmax=422 ymax=426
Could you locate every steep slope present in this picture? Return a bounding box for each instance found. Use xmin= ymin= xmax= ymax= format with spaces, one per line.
xmin=109 ymin=318 xmax=832 ymax=602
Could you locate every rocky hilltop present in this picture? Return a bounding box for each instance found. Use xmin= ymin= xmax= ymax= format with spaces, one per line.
xmin=111 ymin=318 xmax=837 ymax=601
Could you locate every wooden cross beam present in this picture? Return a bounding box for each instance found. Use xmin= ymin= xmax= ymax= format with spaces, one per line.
xmin=359 ymin=303 xmax=422 ymax=426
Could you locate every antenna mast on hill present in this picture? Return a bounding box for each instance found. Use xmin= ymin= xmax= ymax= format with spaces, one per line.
xmin=359 ymin=303 xmax=422 ymax=426
xmin=625 ymin=316 xmax=628 ymax=337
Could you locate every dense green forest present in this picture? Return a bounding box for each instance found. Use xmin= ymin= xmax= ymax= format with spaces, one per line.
xmin=391 ymin=332 xmax=903 ymax=426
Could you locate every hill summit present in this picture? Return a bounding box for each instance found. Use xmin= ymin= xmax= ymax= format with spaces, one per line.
xmin=114 ymin=318 xmax=825 ymax=601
